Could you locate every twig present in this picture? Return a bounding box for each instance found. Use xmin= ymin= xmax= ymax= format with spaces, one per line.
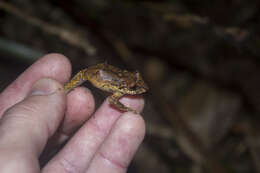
xmin=164 ymin=13 xmax=208 ymax=27
xmin=0 ymin=38 xmax=44 ymax=62
xmin=234 ymin=121 xmax=260 ymax=173
xmin=146 ymin=123 xmax=176 ymax=140
xmin=0 ymin=1 xmax=96 ymax=55
xmin=144 ymin=2 xmax=249 ymax=43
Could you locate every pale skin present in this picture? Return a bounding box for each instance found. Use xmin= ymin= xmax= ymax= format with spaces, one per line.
xmin=0 ymin=53 xmax=145 ymax=173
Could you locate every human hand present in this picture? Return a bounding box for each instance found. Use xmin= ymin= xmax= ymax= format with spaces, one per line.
xmin=0 ymin=54 xmax=145 ymax=173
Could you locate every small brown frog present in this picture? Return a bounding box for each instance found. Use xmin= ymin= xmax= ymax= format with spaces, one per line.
xmin=64 ymin=63 xmax=148 ymax=113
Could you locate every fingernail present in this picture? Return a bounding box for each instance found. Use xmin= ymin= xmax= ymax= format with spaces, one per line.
xmin=30 ymin=78 xmax=60 ymax=96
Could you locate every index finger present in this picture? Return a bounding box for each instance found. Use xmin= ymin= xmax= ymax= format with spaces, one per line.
xmin=0 ymin=53 xmax=71 ymax=116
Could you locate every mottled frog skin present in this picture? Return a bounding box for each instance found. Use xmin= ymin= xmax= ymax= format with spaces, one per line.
xmin=64 ymin=63 xmax=148 ymax=113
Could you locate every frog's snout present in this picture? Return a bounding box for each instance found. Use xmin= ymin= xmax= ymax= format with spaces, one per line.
xmin=142 ymin=82 xmax=149 ymax=91
xmin=137 ymin=81 xmax=149 ymax=94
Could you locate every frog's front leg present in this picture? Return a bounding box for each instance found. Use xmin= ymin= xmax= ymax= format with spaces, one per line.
xmin=64 ymin=69 xmax=88 ymax=93
xmin=108 ymin=92 xmax=137 ymax=113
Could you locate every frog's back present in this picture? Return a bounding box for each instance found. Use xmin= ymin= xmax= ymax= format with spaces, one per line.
xmin=86 ymin=63 xmax=135 ymax=93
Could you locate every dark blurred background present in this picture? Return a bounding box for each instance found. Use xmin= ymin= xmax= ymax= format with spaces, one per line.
xmin=1 ymin=0 xmax=260 ymax=172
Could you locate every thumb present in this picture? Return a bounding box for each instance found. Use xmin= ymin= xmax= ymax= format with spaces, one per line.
xmin=0 ymin=78 xmax=66 ymax=173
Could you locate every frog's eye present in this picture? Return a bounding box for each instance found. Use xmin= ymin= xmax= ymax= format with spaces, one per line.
xmin=129 ymin=84 xmax=138 ymax=91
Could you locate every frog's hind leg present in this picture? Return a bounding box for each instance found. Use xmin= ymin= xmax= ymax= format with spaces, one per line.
xmin=64 ymin=69 xmax=88 ymax=93
xmin=108 ymin=92 xmax=137 ymax=113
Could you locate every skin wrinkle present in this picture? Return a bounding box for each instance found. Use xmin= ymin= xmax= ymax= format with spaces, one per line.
xmin=98 ymin=150 xmax=127 ymax=170
xmin=50 ymin=141 xmax=91 ymax=173
xmin=52 ymin=122 xmax=106 ymax=172
xmin=0 ymin=54 xmax=71 ymax=116
xmin=58 ymin=157 xmax=81 ymax=173
xmin=46 ymin=95 xmax=66 ymax=135
xmin=41 ymin=97 xmax=144 ymax=173
xmin=88 ymin=99 xmax=123 ymax=131
xmin=5 ymin=69 xmax=36 ymax=97
xmin=77 ymin=119 xmax=111 ymax=154
xmin=0 ymin=123 xmax=44 ymax=159
xmin=17 ymin=95 xmax=63 ymax=136
xmin=41 ymin=87 xmax=95 ymax=171
xmin=42 ymin=97 xmax=136 ymax=172
xmin=0 ymin=111 xmax=49 ymax=155
xmin=0 ymin=81 xmax=66 ymax=155
xmin=87 ymin=116 xmax=113 ymax=137
xmin=0 ymin=82 xmax=28 ymax=116
xmin=100 ymin=113 xmax=145 ymax=167
xmin=7 ymin=98 xmax=41 ymax=116
xmin=0 ymin=103 xmax=4 ymax=118
xmin=0 ymin=152 xmax=40 ymax=173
